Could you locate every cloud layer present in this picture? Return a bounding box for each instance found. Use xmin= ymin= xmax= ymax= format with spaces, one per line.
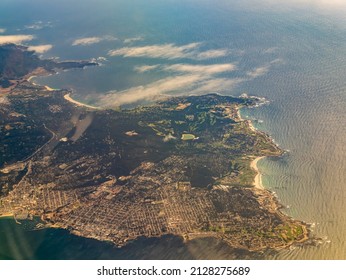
xmin=97 ymin=75 xmax=243 ymax=108
xmin=123 ymin=36 xmax=144 ymax=44
xmin=28 ymin=44 xmax=53 ymax=53
xmin=94 ymin=39 xmax=275 ymax=107
xmin=247 ymin=66 xmax=269 ymax=78
xmin=134 ymin=63 xmax=237 ymax=74
xmin=134 ymin=65 xmax=160 ymax=73
xmin=24 ymin=21 xmax=53 ymax=30
xmin=0 ymin=35 xmax=34 ymax=45
xmin=108 ymin=43 xmax=228 ymax=60
xmin=72 ymin=36 xmax=116 ymax=46
xmin=97 ymin=62 xmax=240 ymax=107
xmin=196 ymin=49 xmax=229 ymax=59
xmin=72 ymin=37 xmax=102 ymax=46
xmin=99 ymin=39 xmax=280 ymax=107
xmin=163 ymin=63 xmax=237 ymax=74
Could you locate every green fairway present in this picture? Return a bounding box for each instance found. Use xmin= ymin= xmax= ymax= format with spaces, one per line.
xmin=181 ymin=133 xmax=196 ymax=140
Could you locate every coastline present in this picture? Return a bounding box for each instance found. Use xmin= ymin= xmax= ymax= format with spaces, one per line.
xmin=0 ymin=91 xmax=311 ymax=252
xmin=45 ymin=85 xmax=55 ymax=91
xmin=26 ymin=70 xmax=99 ymax=110
xmin=0 ymin=213 xmax=14 ymax=219
xmin=237 ymin=104 xmax=266 ymax=190
xmin=238 ymin=103 xmax=311 ymax=247
xmin=251 ymin=156 xmax=265 ymax=189
xmin=27 ymin=75 xmax=36 ymax=82
xmin=63 ymin=93 xmax=100 ymax=110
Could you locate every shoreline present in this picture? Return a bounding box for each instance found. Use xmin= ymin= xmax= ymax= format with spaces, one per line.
xmin=24 ymin=64 xmax=100 ymax=110
xmin=238 ymin=103 xmax=310 ymax=247
xmin=63 ymin=93 xmax=100 ymax=110
xmin=1 ymin=85 xmax=311 ymax=251
xmin=27 ymin=75 xmax=36 ymax=82
xmin=0 ymin=213 xmax=14 ymax=219
xmin=27 ymin=74 xmax=56 ymax=92
xmin=27 ymin=72 xmax=100 ymax=110
xmin=45 ymin=85 xmax=56 ymax=91
xmin=237 ymin=105 xmax=266 ymax=190
xmin=251 ymin=156 xmax=266 ymax=189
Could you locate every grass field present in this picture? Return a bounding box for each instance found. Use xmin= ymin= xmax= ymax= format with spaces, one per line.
xmin=181 ymin=133 xmax=196 ymax=140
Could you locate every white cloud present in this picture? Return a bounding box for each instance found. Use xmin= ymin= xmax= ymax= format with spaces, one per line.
xmin=97 ymin=62 xmax=241 ymax=108
xmin=109 ymin=43 xmax=200 ymax=59
xmin=135 ymin=63 xmax=236 ymax=74
xmin=24 ymin=21 xmax=53 ymax=30
xmin=97 ymin=75 xmax=202 ymax=107
xmin=108 ymin=42 xmax=229 ymax=60
xmin=72 ymin=37 xmax=102 ymax=46
xmin=97 ymin=73 xmax=243 ymax=108
xmin=124 ymin=36 xmax=144 ymax=44
xmin=196 ymin=49 xmax=229 ymax=59
xmin=247 ymin=66 xmax=270 ymax=78
xmin=0 ymin=35 xmax=34 ymax=45
xmin=28 ymin=44 xmax=53 ymax=53
xmin=134 ymin=65 xmax=160 ymax=73
xmin=102 ymin=42 xmax=276 ymax=107
xmin=96 ymin=58 xmax=272 ymax=107
xmin=246 ymin=59 xmax=283 ymax=78
xmin=162 ymin=63 xmax=237 ymax=74
xmin=72 ymin=35 xmax=116 ymax=46
xmin=188 ymin=78 xmax=243 ymax=95
xmin=0 ymin=28 xmax=6 ymax=34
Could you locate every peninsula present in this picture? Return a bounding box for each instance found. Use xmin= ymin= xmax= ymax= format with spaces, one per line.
xmin=0 ymin=44 xmax=309 ymax=252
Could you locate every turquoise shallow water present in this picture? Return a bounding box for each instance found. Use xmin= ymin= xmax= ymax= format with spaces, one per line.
xmin=1 ymin=0 xmax=346 ymax=259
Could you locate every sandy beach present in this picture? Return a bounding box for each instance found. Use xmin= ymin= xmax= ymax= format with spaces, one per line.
xmin=27 ymin=75 xmax=36 ymax=82
xmin=247 ymin=120 xmax=257 ymax=132
xmin=251 ymin=156 xmax=265 ymax=189
xmin=0 ymin=213 xmax=14 ymax=218
xmin=237 ymin=105 xmax=266 ymax=190
xmin=64 ymin=93 xmax=100 ymax=110
xmin=26 ymin=71 xmax=99 ymax=110
xmin=45 ymin=86 xmax=56 ymax=91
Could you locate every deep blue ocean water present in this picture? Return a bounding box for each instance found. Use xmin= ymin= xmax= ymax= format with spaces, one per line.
xmin=1 ymin=0 xmax=346 ymax=259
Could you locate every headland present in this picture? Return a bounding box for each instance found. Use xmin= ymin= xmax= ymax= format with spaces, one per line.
xmin=0 ymin=43 xmax=310 ymax=253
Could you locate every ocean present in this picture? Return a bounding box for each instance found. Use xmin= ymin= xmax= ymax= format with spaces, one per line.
xmin=0 ymin=0 xmax=345 ymax=259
